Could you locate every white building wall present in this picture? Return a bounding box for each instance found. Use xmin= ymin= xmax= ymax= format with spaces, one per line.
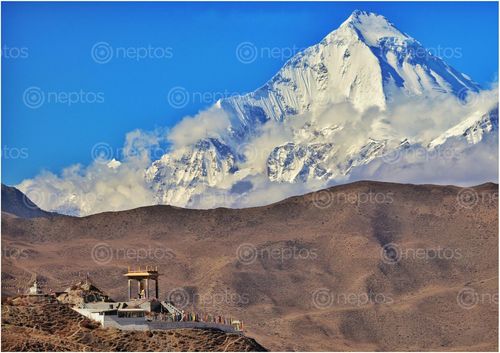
xmin=72 ymin=307 xmax=105 ymax=326
xmin=71 ymin=307 xmax=237 ymax=333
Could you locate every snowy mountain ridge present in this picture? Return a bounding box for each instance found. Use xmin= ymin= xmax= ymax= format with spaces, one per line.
xmin=17 ymin=10 xmax=498 ymax=215
xmin=144 ymin=10 xmax=495 ymax=208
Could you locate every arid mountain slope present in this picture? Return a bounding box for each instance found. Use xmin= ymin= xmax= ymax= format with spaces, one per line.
xmin=2 ymin=181 xmax=498 ymax=351
xmin=1 ymin=184 xmax=54 ymax=219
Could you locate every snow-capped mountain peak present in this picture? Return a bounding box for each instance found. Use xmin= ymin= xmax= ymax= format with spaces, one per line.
xmin=339 ymin=10 xmax=409 ymax=46
xmin=140 ymin=11 xmax=497 ymax=210
xmin=142 ymin=11 xmax=496 ymax=208
xmin=221 ymin=10 xmax=480 ymax=132
xmin=19 ymin=11 xmax=497 ymax=215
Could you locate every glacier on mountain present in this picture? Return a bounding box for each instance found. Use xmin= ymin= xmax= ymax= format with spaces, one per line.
xmin=144 ymin=10 xmax=496 ymax=209
xmin=18 ymin=10 xmax=498 ymax=215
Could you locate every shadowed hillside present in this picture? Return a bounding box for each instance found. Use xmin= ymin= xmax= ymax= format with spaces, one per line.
xmin=1 ymin=184 xmax=54 ymax=219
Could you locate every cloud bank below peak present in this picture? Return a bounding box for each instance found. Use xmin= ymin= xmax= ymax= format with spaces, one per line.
xmin=17 ymin=86 xmax=498 ymax=216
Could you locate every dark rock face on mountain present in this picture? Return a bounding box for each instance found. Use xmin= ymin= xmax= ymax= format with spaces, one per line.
xmin=1 ymin=184 xmax=55 ymax=219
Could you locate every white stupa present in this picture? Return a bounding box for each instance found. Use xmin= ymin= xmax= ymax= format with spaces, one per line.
xmin=28 ymin=280 xmax=43 ymax=295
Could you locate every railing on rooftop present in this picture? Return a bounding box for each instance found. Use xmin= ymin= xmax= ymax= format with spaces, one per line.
xmin=127 ymin=265 xmax=158 ymax=272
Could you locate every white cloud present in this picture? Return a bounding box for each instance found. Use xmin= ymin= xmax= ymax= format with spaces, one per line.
xmin=16 ymin=87 xmax=498 ymax=216
xmin=17 ymin=129 xmax=166 ymax=216
xmin=168 ymin=105 xmax=231 ymax=148
xmin=350 ymin=133 xmax=499 ymax=186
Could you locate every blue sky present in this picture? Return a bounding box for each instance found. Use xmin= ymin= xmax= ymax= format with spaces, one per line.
xmin=2 ymin=1 xmax=498 ymax=185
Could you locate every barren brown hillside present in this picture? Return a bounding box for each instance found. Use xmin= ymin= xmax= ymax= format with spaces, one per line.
xmin=1 ymin=297 xmax=265 ymax=351
xmin=2 ymin=181 xmax=498 ymax=351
